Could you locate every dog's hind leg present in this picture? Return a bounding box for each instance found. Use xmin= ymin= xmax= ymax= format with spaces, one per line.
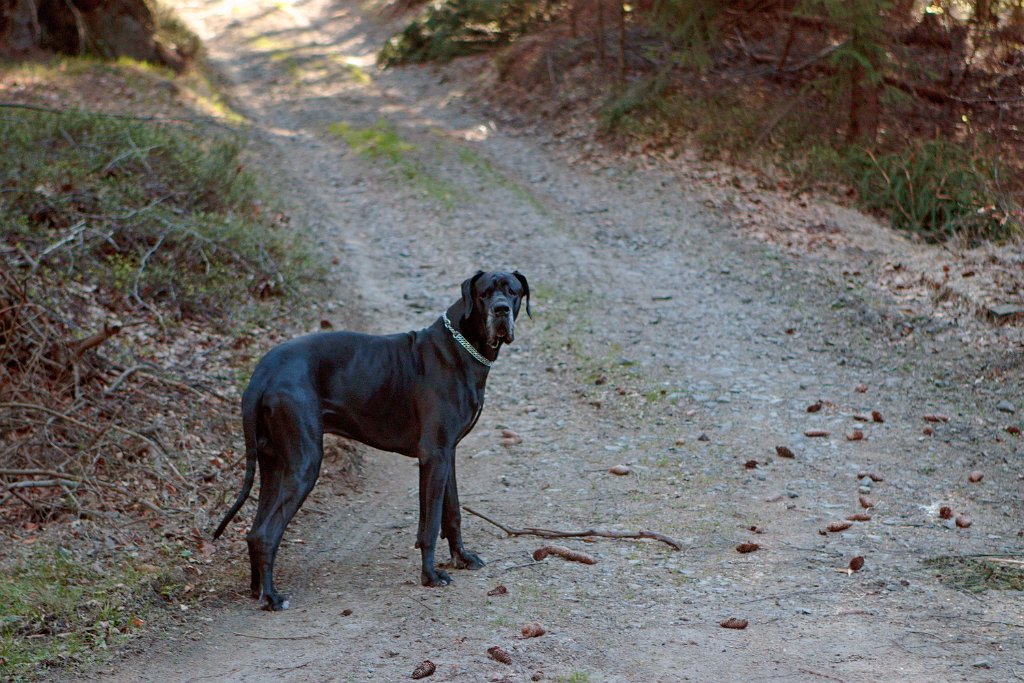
xmin=247 ymin=391 xmax=323 ymax=610
xmin=246 ymin=443 xmax=278 ymax=598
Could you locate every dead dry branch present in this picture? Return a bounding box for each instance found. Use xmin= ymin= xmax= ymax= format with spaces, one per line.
xmin=462 ymin=505 xmax=684 ymax=550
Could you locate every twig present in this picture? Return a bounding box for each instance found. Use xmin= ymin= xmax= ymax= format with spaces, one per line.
xmin=73 ymin=320 xmax=122 ymax=359
xmin=104 ymin=364 xmax=145 ymax=396
xmin=231 ymin=632 xmax=322 ymax=640
xmin=137 ymin=370 xmax=230 ymax=402
xmin=36 ymin=221 xmax=87 ymax=265
xmin=4 ymin=478 xmax=80 ymax=490
xmin=0 ymin=468 xmax=164 ymax=513
xmin=462 ymin=506 xmax=683 ymax=550
xmin=1 ymin=401 xmax=173 ymax=465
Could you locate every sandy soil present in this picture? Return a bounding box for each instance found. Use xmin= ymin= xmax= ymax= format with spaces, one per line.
xmin=62 ymin=0 xmax=1024 ymax=680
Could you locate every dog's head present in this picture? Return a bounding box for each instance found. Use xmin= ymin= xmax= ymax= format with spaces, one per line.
xmin=461 ymin=270 xmax=530 ymax=348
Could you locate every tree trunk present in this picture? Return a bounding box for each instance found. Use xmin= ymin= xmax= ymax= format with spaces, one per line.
xmin=848 ymin=62 xmax=881 ymax=144
xmin=1 ymin=0 xmax=187 ymax=70
xmin=617 ymin=0 xmax=625 ymax=82
xmin=596 ymin=0 xmax=605 ymax=66
xmin=0 ymin=0 xmax=41 ymax=53
xmin=974 ymin=0 xmax=994 ymax=25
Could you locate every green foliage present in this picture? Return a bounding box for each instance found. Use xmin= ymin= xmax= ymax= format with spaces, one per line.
xmin=598 ymin=74 xmax=671 ymax=133
xmin=379 ymin=0 xmax=543 ymax=66
xmin=799 ymin=0 xmax=891 ymax=79
xmin=849 ymin=140 xmax=1018 ymax=243
xmin=0 ymin=549 xmax=151 ymax=677
xmin=0 ymin=107 xmax=316 ymax=321
xmin=649 ymin=0 xmax=728 ymax=67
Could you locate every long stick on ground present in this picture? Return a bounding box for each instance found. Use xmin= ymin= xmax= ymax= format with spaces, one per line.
xmin=462 ymin=506 xmax=683 ymax=551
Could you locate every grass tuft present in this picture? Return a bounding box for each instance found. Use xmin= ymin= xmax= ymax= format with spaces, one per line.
xmin=0 ymin=549 xmax=160 ymax=677
xmin=925 ymin=555 xmax=1024 ymax=593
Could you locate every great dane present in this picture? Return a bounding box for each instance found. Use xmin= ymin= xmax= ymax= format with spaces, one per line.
xmin=213 ymin=270 xmax=530 ymax=610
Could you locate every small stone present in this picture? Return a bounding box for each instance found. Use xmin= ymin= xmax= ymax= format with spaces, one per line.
xmin=941 ymin=519 xmax=957 ymax=530
xmin=858 ymin=485 xmax=872 ymax=494
xmin=997 ymin=400 xmax=1016 ymax=414
xmin=859 ymin=476 xmax=873 ymax=487
xmin=972 ymin=659 xmax=992 ymax=669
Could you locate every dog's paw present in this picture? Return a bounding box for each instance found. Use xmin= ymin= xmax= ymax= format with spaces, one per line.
xmin=421 ymin=568 xmax=452 ymax=587
xmin=452 ymin=549 xmax=485 ymax=570
xmin=258 ymin=592 xmax=290 ymax=611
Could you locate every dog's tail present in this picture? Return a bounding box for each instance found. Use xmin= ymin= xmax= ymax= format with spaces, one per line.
xmin=212 ymin=388 xmax=261 ymax=540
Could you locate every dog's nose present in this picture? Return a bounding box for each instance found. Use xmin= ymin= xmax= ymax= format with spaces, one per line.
xmin=494 ymin=303 xmax=511 ymax=317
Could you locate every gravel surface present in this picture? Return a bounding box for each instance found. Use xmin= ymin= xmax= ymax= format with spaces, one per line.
xmin=68 ymin=0 xmax=1024 ymax=681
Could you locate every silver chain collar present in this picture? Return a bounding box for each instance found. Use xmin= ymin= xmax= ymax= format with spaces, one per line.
xmin=442 ymin=312 xmax=493 ymax=368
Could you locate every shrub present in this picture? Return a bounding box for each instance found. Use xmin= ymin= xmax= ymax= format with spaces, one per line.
xmin=848 ymin=140 xmax=1019 ymax=243
xmin=379 ymin=0 xmax=543 ymax=66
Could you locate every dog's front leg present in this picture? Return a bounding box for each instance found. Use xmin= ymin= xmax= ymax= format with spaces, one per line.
xmin=441 ymin=456 xmax=484 ymax=570
xmin=416 ymin=448 xmax=452 ymax=586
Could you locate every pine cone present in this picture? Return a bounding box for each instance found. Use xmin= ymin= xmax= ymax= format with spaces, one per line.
xmin=411 ymin=660 xmax=436 ymax=679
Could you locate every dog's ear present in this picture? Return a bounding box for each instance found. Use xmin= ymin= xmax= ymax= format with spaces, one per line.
xmin=513 ymin=271 xmax=531 ymax=319
xmin=461 ymin=270 xmax=485 ymax=320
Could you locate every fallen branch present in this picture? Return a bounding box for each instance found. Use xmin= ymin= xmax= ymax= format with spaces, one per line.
xmin=4 ymin=477 xmax=79 ymax=489
xmin=462 ymin=506 xmax=683 ymax=550
xmin=231 ymin=632 xmax=322 ymax=640
xmin=0 ymin=468 xmax=165 ymax=514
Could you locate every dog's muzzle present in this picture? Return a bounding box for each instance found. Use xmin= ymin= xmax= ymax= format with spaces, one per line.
xmin=487 ymin=309 xmax=514 ymax=347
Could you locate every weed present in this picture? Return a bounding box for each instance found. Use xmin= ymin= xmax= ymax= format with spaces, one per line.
xmin=330 ymin=119 xmax=415 ymax=162
xmin=554 ymin=673 xmax=591 ymax=683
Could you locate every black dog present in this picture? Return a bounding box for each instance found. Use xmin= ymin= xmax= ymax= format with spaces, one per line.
xmin=213 ymin=270 xmax=530 ymax=610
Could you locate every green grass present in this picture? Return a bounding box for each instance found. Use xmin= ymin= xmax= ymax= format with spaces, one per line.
xmin=328 ymin=119 xmax=459 ymax=207
xmin=553 ymin=673 xmax=591 ymax=683
xmin=925 ymin=555 xmax=1024 ymax=593
xmin=455 ymin=145 xmax=548 ymax=214
xmin=0 ymin=549 xmax=163 ymax=678
xmin=0 ymin=106 xmax=317 ymax=322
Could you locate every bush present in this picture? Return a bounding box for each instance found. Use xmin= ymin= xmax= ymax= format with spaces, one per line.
xmin=848 ymin=140 xmax=1019 ymax=243
xmin=379 ymin=0 xmax=543 ymax=66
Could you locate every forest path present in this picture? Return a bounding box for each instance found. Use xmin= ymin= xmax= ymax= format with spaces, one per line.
xmin=76 ymin=0 xmax=1024 ymax=680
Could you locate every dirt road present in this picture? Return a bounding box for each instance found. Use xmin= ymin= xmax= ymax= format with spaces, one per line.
xmin=75 ymin=0 xmax=1024 ymax=680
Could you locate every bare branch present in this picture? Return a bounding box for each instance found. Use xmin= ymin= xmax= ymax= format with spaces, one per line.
xmin=462 ymin=505 xmax=684 ymax=550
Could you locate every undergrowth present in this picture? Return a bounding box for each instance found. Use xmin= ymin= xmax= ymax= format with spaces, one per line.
xmin=379 ymin=0 xmax=544 ymax=66
xmin=0 ymin=60 xmax=324 ymax=680
xmin=0 ymin=107 xmax=315 ymax=320
xmin=0 ymin=549 xmax=153 ymax=676
xmin=600 ymin=86 xmax=1020 ymax=244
